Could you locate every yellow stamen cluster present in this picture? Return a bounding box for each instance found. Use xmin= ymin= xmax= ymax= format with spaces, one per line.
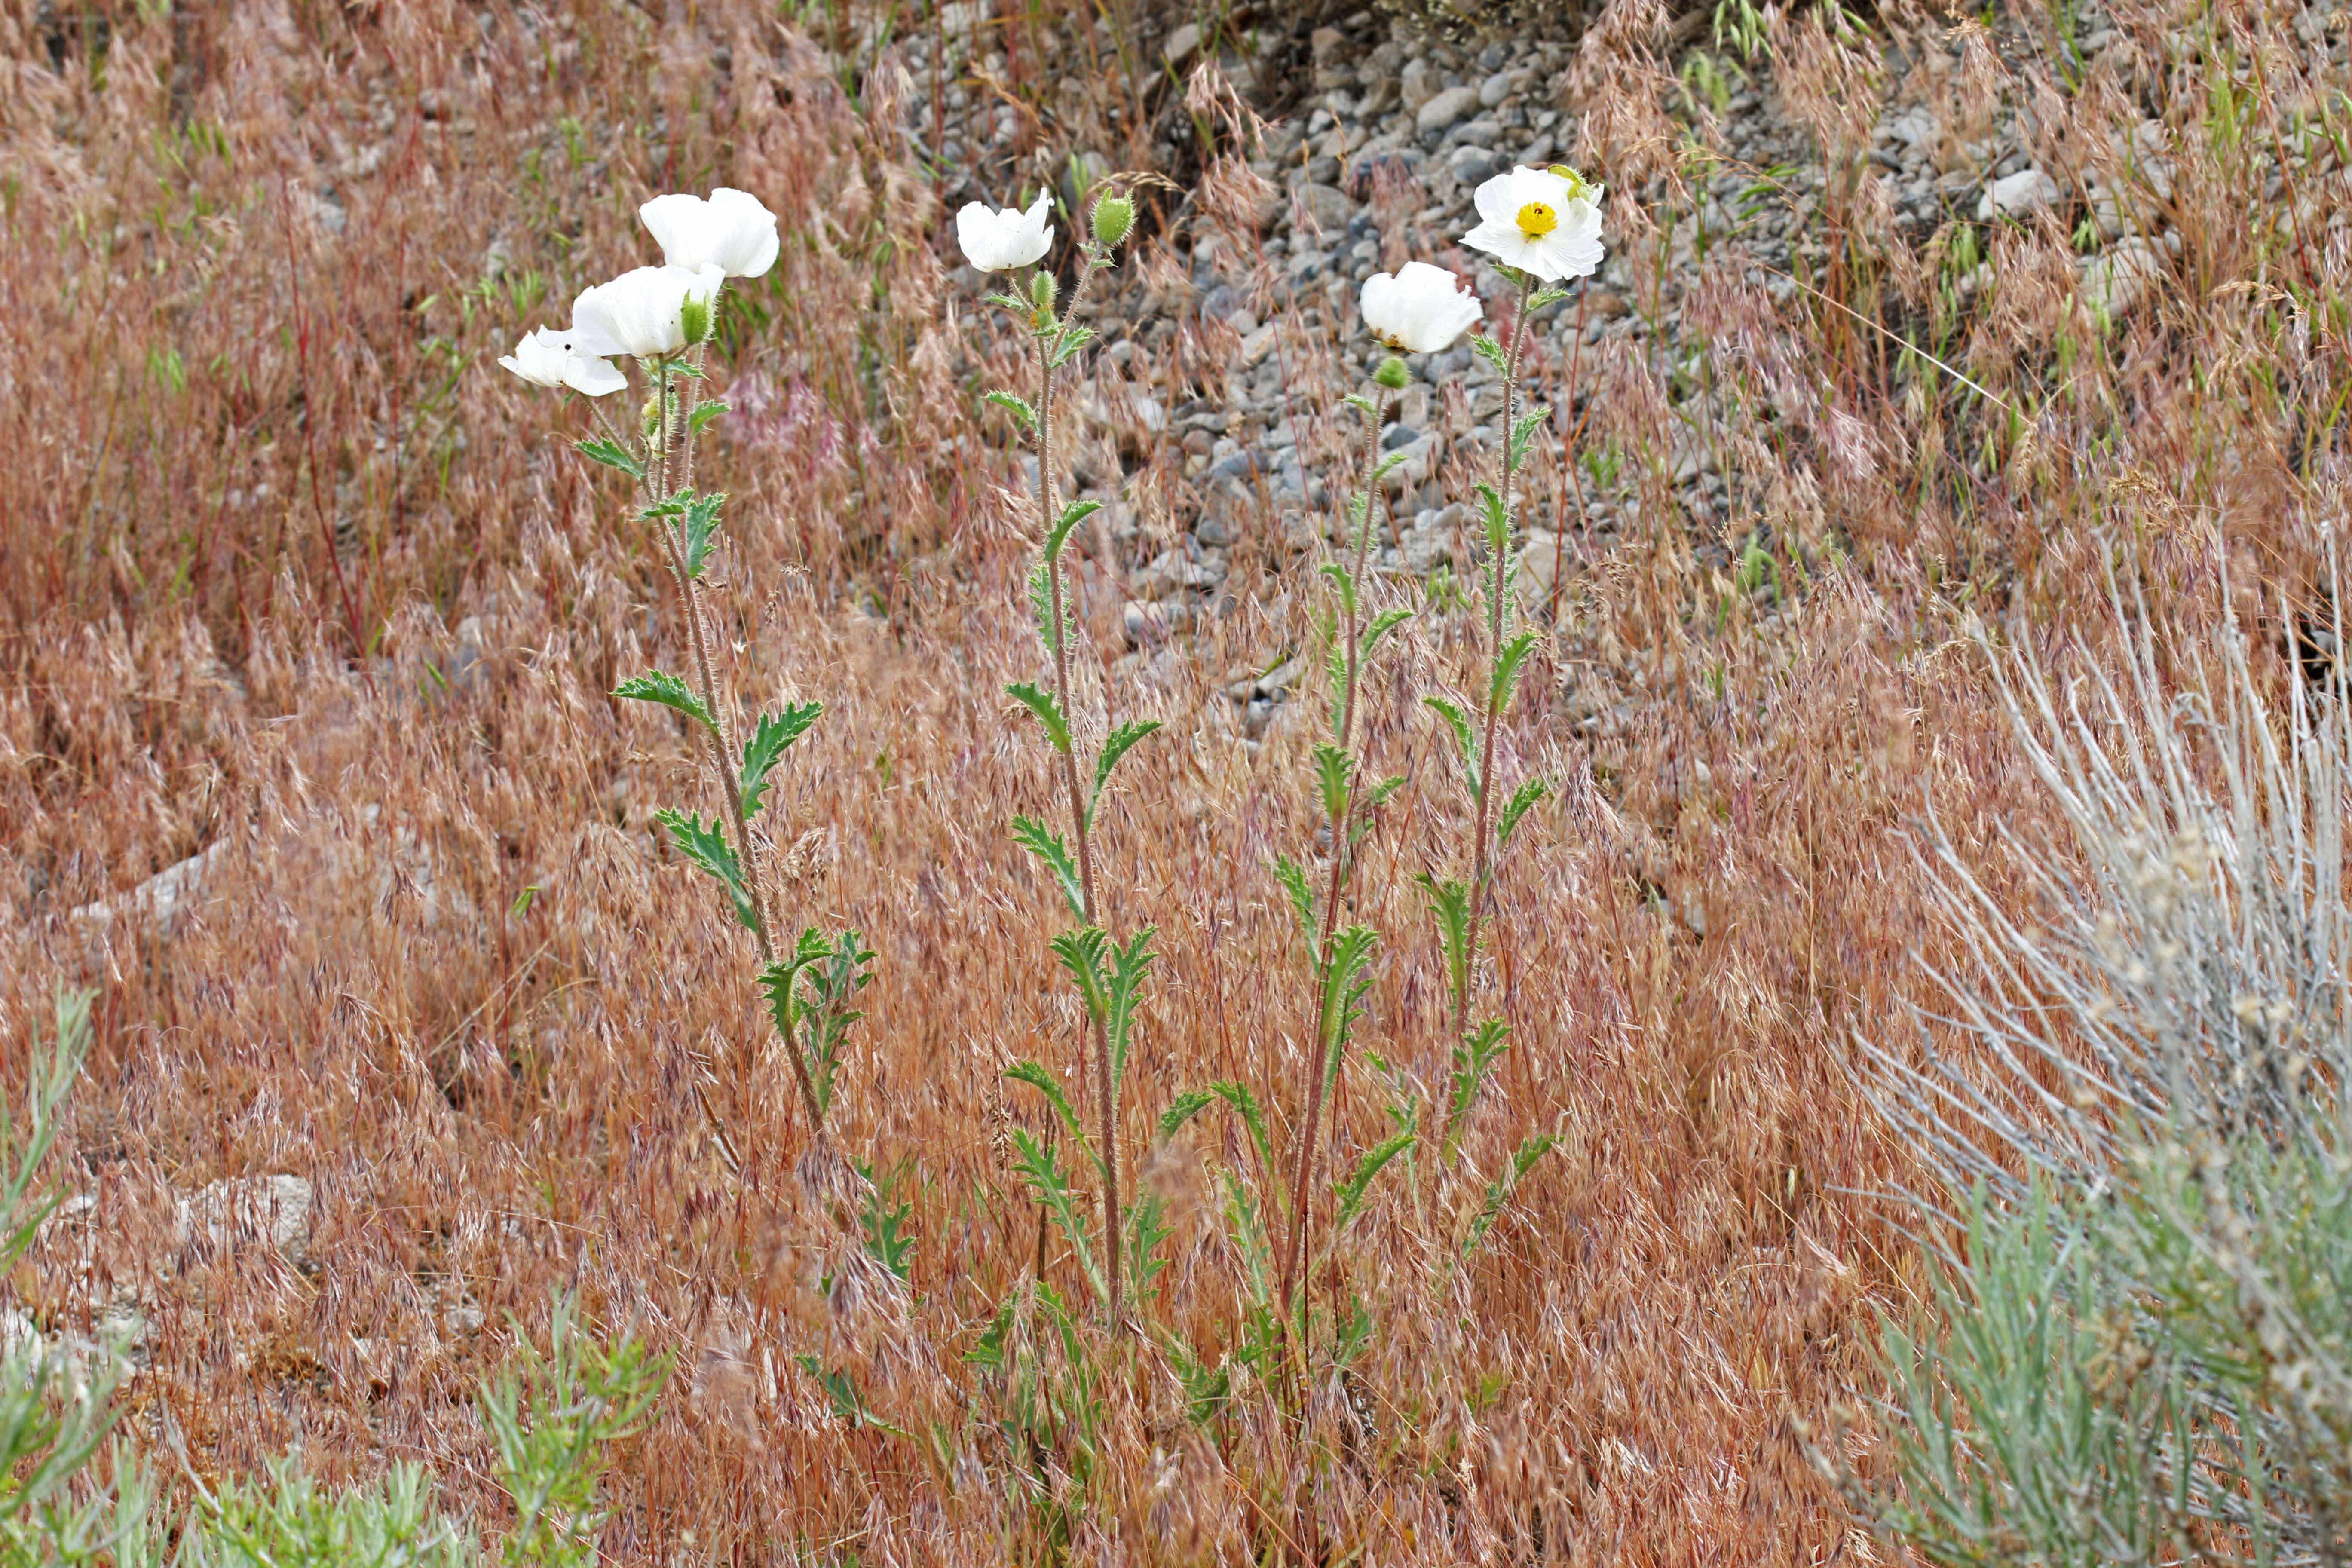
xmin=1516 ymin=201 xmax=1559 ymax=237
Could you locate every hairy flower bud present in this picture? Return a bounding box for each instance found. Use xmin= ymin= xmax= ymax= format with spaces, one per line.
xmin=1373 ymin=356 xmax=1410 ymax=390
xmin=1030 ymin=270 xmax=1059 ymax=310
xmin=680 ymin=291 xmax=713 ymax=347
xmin=1091 ymin=193 xmax=1135 ymax=250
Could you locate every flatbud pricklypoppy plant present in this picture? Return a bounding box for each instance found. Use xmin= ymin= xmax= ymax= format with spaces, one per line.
xmin=499 ymin=190 xmax=868 ymax=1169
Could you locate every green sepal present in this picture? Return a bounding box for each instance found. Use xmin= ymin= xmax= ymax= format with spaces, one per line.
xmin=740 ymin=701 xmax=824 ymax=818
xmin=1496 ymin=776 xmax=1548 ymax=848
xmin=1423 ymin=696 xmax=1480 ymax=801
xmin=654 ymin=808 xmax=758 ymax=931
xmin=614 ymin=670 xmax=716 ymax=733
xmin=1463 ymin=1132 xmax=1558 ymax=1258
xmin=1011 ymin=815 xmax=1085 ymax=921
xmin=984 ymin=389 xmax=1038 ymax=432
xmin=688 ymin=400 xmax=729 ymax=437
xmin=1417 ymin=873 xmax=1473 ymax=1025
xmin=1046 ymin=499 xmax=1102 ymax=566
xmin=576 ymin=436 xmax=644 ymax=478
xmin=1491 ymin=629 xmax=1541 ymax=717
xmin=1089 ymin=718 xmax=1163 ymax=830
xmin=1007 ymin=681 xmax=1072 ymax=753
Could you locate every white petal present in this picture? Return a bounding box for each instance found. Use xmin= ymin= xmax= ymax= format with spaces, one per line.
xmin=639 ymin=193 xmax=707 ymax=270
xmin=565 ymin=355 xmax=628 ymax=397
xmin=708 ymin=187 xmax=780 ymax=278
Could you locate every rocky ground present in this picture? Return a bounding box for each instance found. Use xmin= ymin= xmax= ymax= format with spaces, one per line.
xmin=886 ymin=0 xmax=2320 ymax=738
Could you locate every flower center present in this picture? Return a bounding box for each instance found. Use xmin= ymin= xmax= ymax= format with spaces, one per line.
xmin=1516 ymin=201 xmax=1559 ymax=237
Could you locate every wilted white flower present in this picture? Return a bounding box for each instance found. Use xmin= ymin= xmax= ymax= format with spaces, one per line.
xmin=1461 ymin=165 xmax=1606 ymax=282
xmin=639 ymin=188 xmax=780 ymax=279
xmin=957 ymin=189 xmax=1054 ymax=272
xmin=569 ymin=264 xmax=725 ymax=359
xmin=1360 ymin=262 xmax=1484 ymax=353
xmin=497 ymin=326 xmax=627 ymax=396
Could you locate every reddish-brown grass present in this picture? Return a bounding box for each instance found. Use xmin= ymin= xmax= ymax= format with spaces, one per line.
xmin=3 ymin=0 xmax=2343 ymax=1560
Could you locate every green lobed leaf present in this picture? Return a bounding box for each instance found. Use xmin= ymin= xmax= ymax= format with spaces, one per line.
xmin=1050 ymin=323 xmax=1097 ymax=367
xmin=1372 ymin=448 xmax=1412 ymax=482
xmin=1313 ymin=743 xmax=1353 ymax=830
xmin=1105 ymin=926 xmax=1158 ymax=1099
xmin=1496 ymin=776 xmax=1549 ymax=848
xmin=1350 ymin=774 xmax=1407 ymax=847
xmin=575 ymin=436 xmax=644 ymax=478
xmin=1088 ymin=718 xmax=1163 ymax=830
xmin=654 ymin=808 xmax=758 ymax=930
xmin=1050 ymin=925 xmax=1112 ymax=1025
xmin=677 ymin=490 xmax=727 ymax=579
xmin=757 ymin=928 xmax=833 ymax=1081
xmin=1507 ymin=409 xmax=1550 ymax=476
xmin=794 ymin=928 xmax=874 ymax=1119
xmin=1341 ymin=392 xmax=1377 ymax=414
xmin=1475 ymin=482 xmax=1511 ymax=560
xmin=1528 ymin=286 xmax=1572 ymax=311
xmin=1423 ymin=696 xmax=1481 ymax=802
xmin=1329 ymin=1129 xmax=1417 ymax=1239
xmin=1317 ymin=560 xmax=1360 ymax=622
xmin=1006 ymin=681 xmax=1072 ymax=754
xmin=1045 ymin=499 xmax=1102 ymax=566
xmin=1360 ymin=606 xmax=1415 ymax=660
xmin=1005 ymin=1059 xmax=1090 ymax=1150
xmin=1470 ymin=335 xmax=1511 ymax=375
xmin=1272 ymin=854 xmax=1319 ymax=958
xmin=739 ymin=701 xmax=824 ymax=818
xmin=688 ymin=399 xmax=730 ymax=437
xmin=1027 ymin=560 xmax=1071 ymax=657
xmin=1417 ymin=873 xmax=1473 ymax=1026
xmin=1011 ymin=815 xmax=1086 ymax=921
xmin=983 ymin=389 xmax=1038 ymax=431
xmin=1315 ymin=925 xmax=1380 ymax=1100
xmin=1211 ymin=1079 xmax=1277 ymax=1177
xmin=1445 ymin=1017 xmax=1513 ymax=1165
xmin=1158 ymin=1088 xmax=1216 ymax=1141
xmin=1491 ymin=629 xmax=1542 ymax=717
xmin=1011 ymin=1127 xmax=1107 ymax=1305
xmin=1462 ymin=1132 xmax=1559 ymax=1259
xmin=614 ymin=671 xmax=716 ymax=733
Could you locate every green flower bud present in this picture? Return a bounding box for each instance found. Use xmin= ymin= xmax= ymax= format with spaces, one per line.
xmin=680 ymin=292 xmax=714 ymax=347
xmin=1091 ymin=193 xmax=1135 ymax=250
xmin=1031 ymin=270 xmax=1059 ymax=310
xmin=641 ymin=396 xmax=664 ymax=439
xmin=1373 ymin=356 xmax=1410 ymax=390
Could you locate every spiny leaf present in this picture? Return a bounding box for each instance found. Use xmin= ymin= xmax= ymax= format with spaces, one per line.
xmin=756 ymin=928 xmax=833 ymax=1067
xmin=1315 ymin=925 xmax=1380 ymax=1100
xmin=1005 ymin=1059 xmax=1090 ymax=1150
xmin=678 ymin=490 xmax=727 ymax=579
xmin=1314 ymin=743 xmax=1354 ymax=829
xmin=614 ymin=671 xmax=716 ymax=733
xmin=1105 ymin=926 xmax=1158 ymax=1099
xmin=1088 ymin=718 xmax=1163 ymax=829
xmin=1318 ymin=560 xmax=1360 ymax=621
xmin=1050 ymin=323 xmax=1097 ymax=367
xmin=1330 ymin=1129 xmax=1416 ymax=1237
xmin=1463 ymin=1132 xmax=1559 ymax=1259
xmin=1006 ymin=682 xmax=1072 ymax=754
xmin=1417 ymin=874 xmax=1473 ymax=1025
xmin=983 ymin=292 xmax=1032 ymax=314
xmin=1050 ymin=925 xmax=1112 ymax=1025
xmin=1012 ymin=815 xmax=1085 ymax=921
xmin=1350 ymin=774 xmax=1407 ymax=847
xmin=1423 ymin=696 xmax=1481 ymax=801
xmin=983 ymin=389 xmax=1038 ymax=431
xmin=1210 ymin=1080 xmax=1277 ymax=1183
xmin=1342 ymin=392 xmax=1377 ymax=414
xmin=1497 ymin=776 xmax=1549 ymax=848
xmin=1027 ymin=561 xmax=1071 ymax=657
xmin=1158 ymin=1089 xmax=1216 ymax=1141
xmin=1507 ymin=409 xmax=1550 ymax=476
xmin=654 ymin=809 xmax=757 ymax=931
xmin=1372 ymin=448 xmax=1412 ymax=481
xmin=1011 ymin=1127 xmax=1106 ymax=1304
xmin=1272 ymin=855 xmax=1319 ymax=958
xmin=1491 ymin=629 xmax=1542 ymax=717
xmin=1475 ymin=482 xmax=1511 ymax=559
xmin=739 ymin=701 xmax=824 ymax=818
xmin=575 ymin=436 xmax=643 ymax=478
xmin=1445 ymin=1018 xmax=1513 ymax=1164
xmin=1528 ymin=285 xmax=1572 ymax=311
xmin=688 ymin=400 xmax=730 ymax=437
xmin=1470 ymin=335 xmax=1511 ymax=375
xmin=1360 ymin=607 xmax=1415 ymax=660
xmin=1046 ymin=499 xmax=1102 ymax=566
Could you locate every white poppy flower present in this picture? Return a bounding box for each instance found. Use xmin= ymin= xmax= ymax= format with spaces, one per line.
xmin=1461 ymin=165 xmax=1606 ymax=282
xmin=498 ymin=326 xmax=627 ymax=396
xmin=639 ymin=188 xmax=781 ymax=279
xmin=568 ymin=264 xmax=726 ymax=359
xmin=957 ymin=189 xmax=1055 ymax=272
xmin=1360 ymin=262 xmax=1484 ymax=353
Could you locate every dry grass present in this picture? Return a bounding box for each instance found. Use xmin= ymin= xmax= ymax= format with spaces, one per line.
xmin=1 ymin=0 xmax=2345 ymax=1560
